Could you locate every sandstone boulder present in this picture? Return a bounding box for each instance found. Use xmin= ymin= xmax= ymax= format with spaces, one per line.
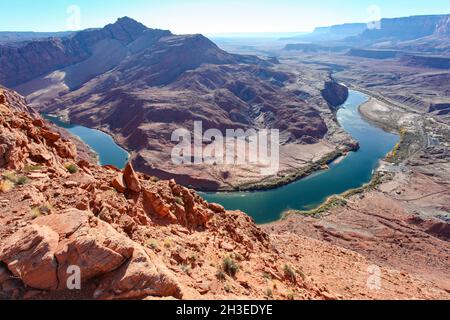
xmin=54 ymin=140 xmax=77 ymax=159
xmin=0 ymin=224 xmax=59 ymax=290
xmin=123 ymin=163 xmax=141 ymax=193
xmin=143 ymin=189 xmax=171 ymax=218
xmin=111 ymin=173 xmax=127 ymax=193
xmin=41 ymin=129 xmax=61 ymax=142
xmin=0 ymin=209 xmax=182 ymax=299
xmin=94 ymin=246 xmax=183 ymax=300
xmin=32 ymin=118 xmax=45 ymax=128
xmin=208 ymin=202 xmax=225 ymax=213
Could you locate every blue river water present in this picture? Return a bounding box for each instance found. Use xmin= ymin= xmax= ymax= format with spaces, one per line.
xmin=43 ymin=114 xmax=129 ymax=169
xmin=45 ymin=90 xmax=398 ymax=224
xmin=200 ymin=90 xmax=399 ymax=223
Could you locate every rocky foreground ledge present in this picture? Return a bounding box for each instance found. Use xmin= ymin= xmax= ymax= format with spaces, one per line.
xmin=0 ymin=87 xmax=448 ymax=300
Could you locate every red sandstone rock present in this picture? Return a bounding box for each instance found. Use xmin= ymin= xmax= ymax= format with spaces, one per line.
xmin=32 ymin=119 xmax=45 ymax=128
xmin=123 ymin=163 xmax=141 ymax=193
xmin=111 ymin=173 xmax=127 ymax=193
xmin=143 ymin=189 xmax=172 ymax=218
xmin=41 ymin=129 xmax=61 ymax=142
xmin=0 ymin=87 xmax=448 ymax=300
xmin=208 ymin=202 xmax=225 ymax=213
xmin=0 ymin=224 xmax=59 ymax=290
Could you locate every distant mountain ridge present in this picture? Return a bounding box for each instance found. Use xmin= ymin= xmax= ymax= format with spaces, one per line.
xmin=285 ymin=14 xmax=450 ymax=45
xmin=282 ymin=23 xmax=367 ymax=42
xmin=0 ymin=17 xmax=343 ymax=190
xmin=0 ymin=31 xmax=75 ymax=43
xmin=0 ymin=17 xmax=156 ymax=87
xmin=348 ymin=14 xmax=448 ymax=44
xmin=284 ymin=14 xmax=450 ymax=56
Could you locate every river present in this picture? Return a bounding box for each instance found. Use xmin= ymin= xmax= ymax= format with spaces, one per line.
xmin=45 ymin=90 xmax=399 ymax=224
xmin=201 ymin=90 xmax=399 ymax=223
xmin=43 ymin=114 xmax=129 ymax=169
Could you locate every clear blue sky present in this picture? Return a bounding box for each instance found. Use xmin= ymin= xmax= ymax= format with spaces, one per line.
xmin=1 ymin=0 xmax=449 ymax=34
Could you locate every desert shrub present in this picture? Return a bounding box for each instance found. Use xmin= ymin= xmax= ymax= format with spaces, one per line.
xmin=164 ymin=239 xmax=173 ymax=248
xmin=65 ymin=163 xmax=78 ymax=174
xmin=2 ymin=171 xmax=18 ymax=183
xmin=174 ymin=196 xmax=184 ymax=206
xmin=222 ymin=256 xmax=239 ymax=277
xmin=147 ymin=239 xmax=159 ymax=251
xmin=30 ymin=207 xmax=42 ymax=219
xmin=30 ymin=203 xmax=54 ymax=218
xmin=0 ymin=180 xmax=14 ymax=193
xmin=181 ymin=264 xmax=191 ymax=275
xmin=16 ymin=176 xmax=30 ymax=185
xmin=216 ymin=270 xmax=227 ymax=281
xmin=24 ymin=165 xmax=43 ymax=172
xmin=284 ymin=264 xmax=296 ymax=282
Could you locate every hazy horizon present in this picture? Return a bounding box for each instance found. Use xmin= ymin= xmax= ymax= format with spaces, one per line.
xmin=0 ymin=0 xmax=449 ymax=35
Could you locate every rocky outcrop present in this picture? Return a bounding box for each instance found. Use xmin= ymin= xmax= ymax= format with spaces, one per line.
xmin=347 ymin=49 xmax=399 ymax=59
xmin=0 ymin=88 xmax=75 ymax=170
xmin=400 ymin=54 xmax=450 ymax=70
xmin=435 ymin=16 xmax=450 ymax=36
xmin=123 ymin=163 xmax=141 ymax=193
xmin=321 ymin=81 xmax=349 ymax=109
xmin=354 ymin=15 xmax=447 ymax=43
xmin=0 ymin=209 xmax=182 ymax=299
xmin=0 ymin=86 xmax=448 ymax=300
xmin=0 ymin=223 xmax=59 ymax=290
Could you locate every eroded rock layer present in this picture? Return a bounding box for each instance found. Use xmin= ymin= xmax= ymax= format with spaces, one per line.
xmin=0 ymin=86 xmax=448 ymax=300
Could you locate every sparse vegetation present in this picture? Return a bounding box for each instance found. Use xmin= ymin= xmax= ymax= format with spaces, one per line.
xmin=150 ymin=176 xmax=160 ymax=183
xmin=181 ymin=264 xmax=191 ymax=275
xmin=1 ymin=171 xmax=29 ymax=188
xmin=294 ymin=195 xmax=347 ymax=217
xmin=147 ymin=239 xmax=159 ymax=251
xmin=16 ymin=175 xmax=30 ymax=185
xmin=30 ymin=206 xmax=42 ymax=219
xmin=283 ymin=264 xmax=296 ymax=282
xmin=65 ymin=163 xmax=78 ymax=174
xmin=164 ymin=239 xmax=173 ymax=248
xmin=262 ymin=272 xmax=272 ymax=280
xmin=265 ymin=288 xmax=273 ymax=298
xmin=24 ymin=164 xmax=43 ymax=172
xmin=222 ymin=255 xmax=239 ymax=277
xmin=297 ymin=268 xmax=306 ymax=282
xmin=216 ymin=270 xmax=227 ymax=281
xmin=174 ymin=196 xmax=184 ymax=206
xmin=0 ymin=179 xmax=15 ymax=193
xmin=30 ymin=203 xmax=54 ymax=219
xmin=189 ymin=253 xmax=198 ymax=264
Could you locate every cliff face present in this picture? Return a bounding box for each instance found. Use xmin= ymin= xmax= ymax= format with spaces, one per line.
xmin=400 ymin=54 xmax=450 ymax=70
xmin=285 ymin=23 xmax=367 ymax=42
xmin=0 ymin=88 xmax=447 ymax=300
xmin=320 ymin=81 xmax=349 ymax=109
xmin=0 ymin=17 xmax=152 ymax=87
xmin=435 ymin=16 xmax=450 ymax=35
xmin=346 ymin=49 xmax=399 ymax=60
xmin=361 ymin=15 xmax=445 ymax=41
